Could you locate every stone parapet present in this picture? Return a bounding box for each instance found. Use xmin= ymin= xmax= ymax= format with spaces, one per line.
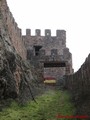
xmin=0 ymin=0 xmax=27 ymax=60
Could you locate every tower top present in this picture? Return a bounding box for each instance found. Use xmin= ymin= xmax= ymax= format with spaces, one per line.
xmin=25 ymin=29 xmax=66 ymax=37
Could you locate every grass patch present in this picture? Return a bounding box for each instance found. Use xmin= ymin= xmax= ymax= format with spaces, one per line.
xmin=0 ymin=90 xmax=76 ymax=120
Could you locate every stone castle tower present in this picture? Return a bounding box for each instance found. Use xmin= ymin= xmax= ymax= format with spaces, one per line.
xmin=23 ymin=29 xmax=73 ymax=80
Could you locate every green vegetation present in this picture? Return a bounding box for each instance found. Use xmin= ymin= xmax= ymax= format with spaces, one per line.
xmin=0 ymin=90 xmax=76 ymax=120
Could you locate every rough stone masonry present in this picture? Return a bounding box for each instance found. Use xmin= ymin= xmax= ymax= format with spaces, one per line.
xmin=23 ymin=29 xmax=73 ymax=80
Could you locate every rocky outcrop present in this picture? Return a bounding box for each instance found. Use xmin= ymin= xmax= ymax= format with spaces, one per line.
xmin=0 ymin=29 xmax=43 ymax=102
xmin=0 ymin=0 xmax=44 ymax=103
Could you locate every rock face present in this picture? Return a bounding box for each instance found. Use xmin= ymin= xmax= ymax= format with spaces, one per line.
xmin=0 ymin=28 xmax=41 ymax=102
xmin=0 ymin=0 xmax=43 ymax=103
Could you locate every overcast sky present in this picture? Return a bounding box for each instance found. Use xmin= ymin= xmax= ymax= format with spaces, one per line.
xmin=7 ymin=0 xmax=90 ymax=72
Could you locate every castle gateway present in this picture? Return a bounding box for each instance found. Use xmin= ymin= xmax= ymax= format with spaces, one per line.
xmin=23 ymin=29 xmax=73 ymax=80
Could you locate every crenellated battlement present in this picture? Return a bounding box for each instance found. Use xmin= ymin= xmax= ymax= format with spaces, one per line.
xmin=25 ymin=29 xmax=66 ymax=37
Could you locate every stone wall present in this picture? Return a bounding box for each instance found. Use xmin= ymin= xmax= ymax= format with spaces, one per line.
xmin=63 ymin=54 xmax=90 ymax=116
xmin=23 ymin=29 xmax=66 ymax=56
xmin=44 ymin=67 xmax=66 ymax=79
xmin=0 ymin=0 xmax=26 ymax=59
xmin=23 ymin=29 xmax=73 ymax=80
